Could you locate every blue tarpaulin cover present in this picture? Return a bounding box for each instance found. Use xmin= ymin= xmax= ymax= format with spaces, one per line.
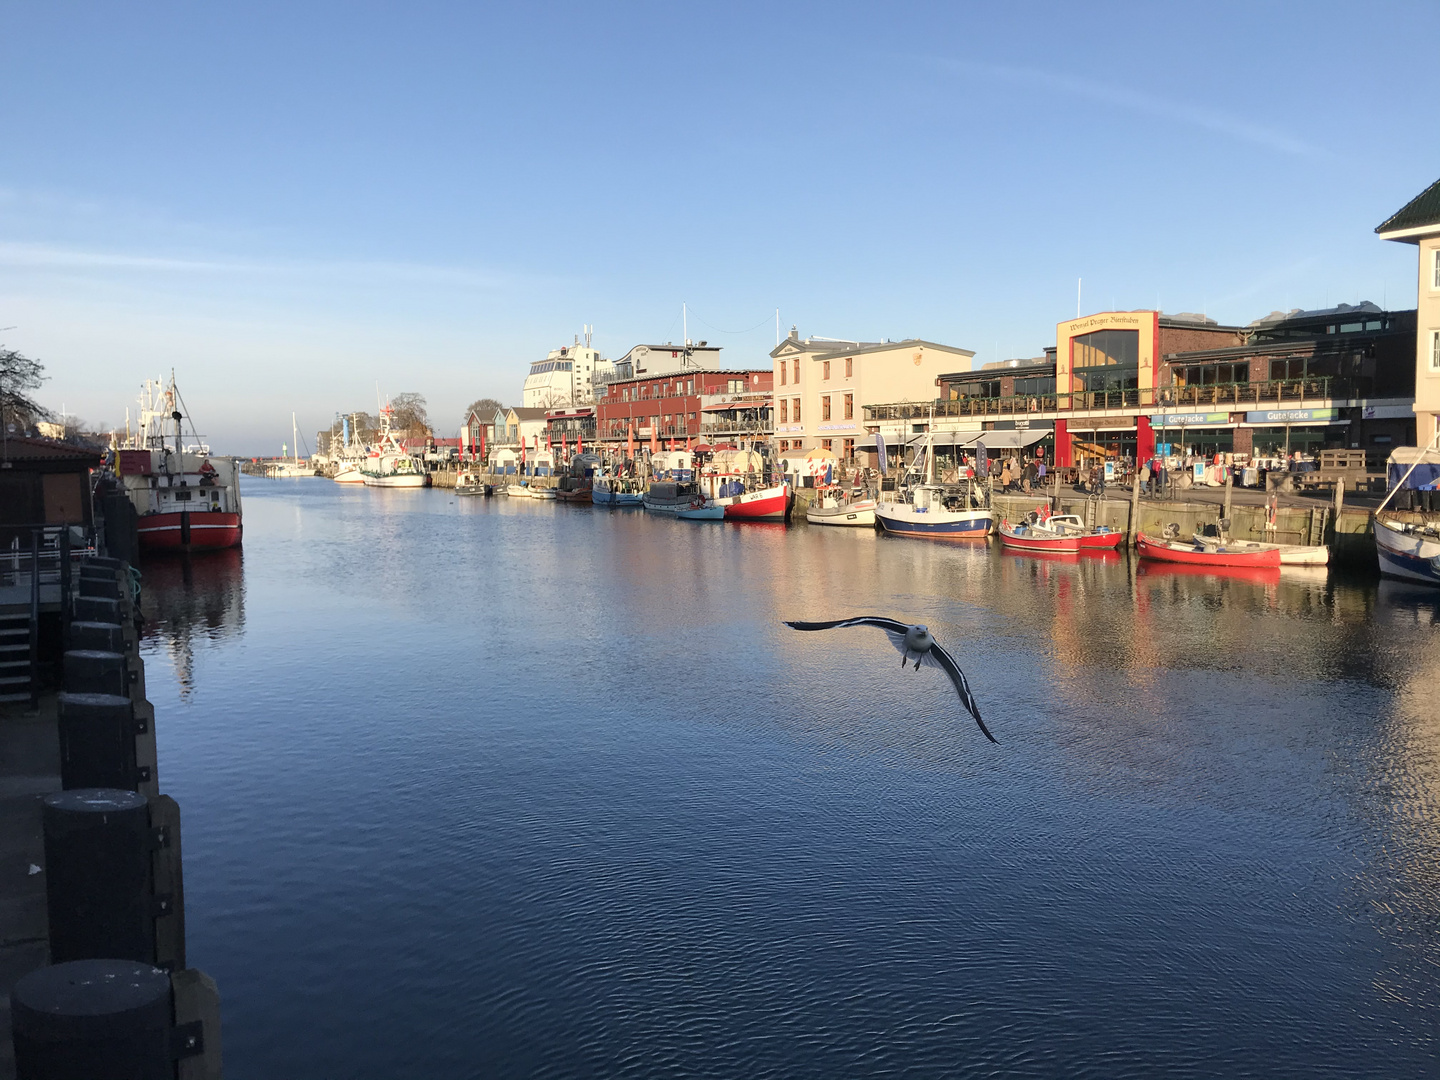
xmin=1386 ymin=445 xmax=1440 ymax=490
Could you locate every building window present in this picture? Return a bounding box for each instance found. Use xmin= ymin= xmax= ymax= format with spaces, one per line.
xmin=687 ymin=379 xmax=694 ymax=394
xmin=845 ymin=357 xmax=853 ymax=378
xmin=793 ymin=398 xmax=801 ymax=422
xmin=1269 ymin=358 xmax=1307 ymax=381
xmin=779 ymin=439 xmax=788 ymax=452
xmin=823 ymin=360 xmax=831 ymax=380
xmin=780 ymin=364 xmax=786 ymax=386
xmin=1071 ymin=328 xmax=1139 ymax=398
xmin=780 ymin=400 xmax=788 ymax=423
xmin=821 ymin=438 xmax=833 ymax=452
xmin=1431 ymin=329 xmax=1440 ymax=371
xmin=792 ymin=358 xmax=799 ymax=383
xmin=1432 ymin=248 xmax=1440 ymax=290
xmin=843 ymin=393 xmax=853 ymax=419
xmin=1174 ymin=363 xmax=1249 ymax=387
xmin=822 ymin=396 xmax=831 ymax=421
xmin=843 ymin=438 xmax=855 ymax=459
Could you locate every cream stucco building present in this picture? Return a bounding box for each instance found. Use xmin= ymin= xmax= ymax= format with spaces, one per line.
xmin=1377 ymin=178 xmax=1440 ymax=446
xmin=769 ymin=329 xmax=974 ymax=459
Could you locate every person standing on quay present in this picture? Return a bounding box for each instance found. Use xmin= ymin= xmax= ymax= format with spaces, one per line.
xmin=1140 ymin=460 xmax=1152 ymax=497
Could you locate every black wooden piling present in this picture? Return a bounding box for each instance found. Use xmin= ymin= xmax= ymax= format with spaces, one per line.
xmin=56 ymin=692 xmax=142 ymax=791
xmin=62 ymin=650 xmax=129 ymax=696
xmin=42 ymin=790 xmax=155 ymax=965
xmin=10 ymin=959 xmax=188 ymax=1080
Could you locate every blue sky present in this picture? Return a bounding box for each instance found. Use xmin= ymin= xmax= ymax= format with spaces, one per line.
xmin=3 ymin=1 xmax=1436 ymax=453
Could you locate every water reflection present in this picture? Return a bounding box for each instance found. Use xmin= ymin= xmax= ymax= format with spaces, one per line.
xmin=146 ymin=482 xmax=1439 ymax=1078
xmin=139 ymin=548 xmax=245 ymax=698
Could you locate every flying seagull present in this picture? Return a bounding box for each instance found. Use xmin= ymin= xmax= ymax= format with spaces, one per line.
xmin=783 ymin=617 xmax=997 ymax=743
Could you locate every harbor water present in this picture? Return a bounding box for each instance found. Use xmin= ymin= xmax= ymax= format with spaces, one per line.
xmin=139 ymin=479 xmax=1439 ymax=1078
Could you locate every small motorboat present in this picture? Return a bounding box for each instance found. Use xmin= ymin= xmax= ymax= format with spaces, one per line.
xmin=455 ymin=470 xmax=487 ymax=496
xmin=806 ymin=489 xmax=877 ymax=527
xmin=999 ymin=512 xmax=1124 ymax=553
xmin=504 ymin=483 xmax=530 ymax=498
xmin=1191 ymin=533 xmax=1329 ymax=566
xmin=676 ymin=498 xmax=725 ymax=521
xmin=1137 ymin=528 xmax=1281 ymax=568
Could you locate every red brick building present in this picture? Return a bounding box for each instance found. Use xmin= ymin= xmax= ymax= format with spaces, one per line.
xmin=595 ymin=368 xmax=773 ymax=447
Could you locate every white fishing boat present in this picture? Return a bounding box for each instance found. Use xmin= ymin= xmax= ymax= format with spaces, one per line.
xmin=805 ymin=489 xmax=877 ymax=527
xmin=361 ymin=406 xmax=429 ymax=488
xmin=1373 ymin=434 xmax=1440 ymax=586
xmin=531 ymin=486 xmax=557 ymax=501
xmin=873 ymin=427 xmax=992 ymax=539
xmin=330 ymin=413 xmax=369 ymax=483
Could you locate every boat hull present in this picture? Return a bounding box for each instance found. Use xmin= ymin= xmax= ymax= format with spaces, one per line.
xmin=721 ymin=484 xmax=791 ymax=522
xmin=677 ymin=504 xmax=726 ymax=520
xmin=592 ymin=488 xmax=644 ymax=507
xmin=806 ymin=498 xmax=877 ymax=527
xmin=362 ymin=473 xmax=429 ymax=487
xmin=999 ymin=524 xmax=1125 ymax=552
xmin=333 ymin=468 xmax=366 ymax=484
xmin=1374 ymin=518 xmax=1440 ymax=585
xmin=137 ymin=511 xmax=242 ymax=551
xmin=1136 ymin=533 xmax=1281 ymax=567
xmin=875 ymin=505 xmax=992 ymax=539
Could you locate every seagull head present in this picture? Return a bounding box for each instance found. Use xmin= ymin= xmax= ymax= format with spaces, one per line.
xmin=904 ymin=625 xmax=934 ymax=654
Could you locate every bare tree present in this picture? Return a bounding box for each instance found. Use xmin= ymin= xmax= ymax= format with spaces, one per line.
xmin=389 ymin=392 xmax=430 ymax=437
xmin=330 ymin=411 xmax=380 ymax=445
xmin=463 ymin=398 xmax=505 ymax=427
xmin=0 ymin=347 xmax=51 ymax=433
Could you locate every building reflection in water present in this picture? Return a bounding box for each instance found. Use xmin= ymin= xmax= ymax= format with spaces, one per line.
xmin=139 ymin=547 xmax=246 ymax=698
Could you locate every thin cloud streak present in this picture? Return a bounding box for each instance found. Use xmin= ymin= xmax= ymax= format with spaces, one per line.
xmin=0 ymin=241 xmax=524 ymax=290
xmin=941 ymin=59 xmax=1322 ymax=159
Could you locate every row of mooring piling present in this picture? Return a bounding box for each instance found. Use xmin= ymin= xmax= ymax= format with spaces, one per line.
xmin=10 ymin=556 xmax=221 ymax=1080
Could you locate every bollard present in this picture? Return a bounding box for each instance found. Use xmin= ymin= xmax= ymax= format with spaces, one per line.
xmin=42 ymin=790 xmax=155 ymax=965
xmin=62 ymin=650 xmax=130 ymax=696
xmin=10 ymin=959 xmax=183 ymax=1080
xmin=68 ymin=620 xmax=125 ymax=653
xmin=73 ymin=596 xmax=121 ymax=624
xmin=57 ymin=692 xmax=143 ymax=791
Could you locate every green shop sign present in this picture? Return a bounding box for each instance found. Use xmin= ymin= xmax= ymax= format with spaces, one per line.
xmin=1148 ymin=412 xmax=1230 ymax=426
xmin=1243 ymin=408 xmax=1339 ymax=424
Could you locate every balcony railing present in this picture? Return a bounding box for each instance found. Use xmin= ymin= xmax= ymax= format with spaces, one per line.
xmin=864 ymin=378 xmax=1349 ymax=422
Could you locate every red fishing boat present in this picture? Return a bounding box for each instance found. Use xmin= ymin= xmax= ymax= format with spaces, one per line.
xmin=998 ymin=512 xmax=1125 ymax=553
xmin=114 ymin=375 xmax=244 ymax=554
xmin=720 ymin=482 xmax=791 ymax=522
xmin=1136 ymin=532 xmax=1280 ymax=568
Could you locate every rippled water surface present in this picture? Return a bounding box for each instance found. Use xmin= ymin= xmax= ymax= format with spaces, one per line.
xmin=138 ymin=479 xmax=1440 ymax=1078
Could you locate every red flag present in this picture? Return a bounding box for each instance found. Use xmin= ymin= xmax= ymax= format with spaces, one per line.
xmin=576 ymin=434 xmax=582 ymax=455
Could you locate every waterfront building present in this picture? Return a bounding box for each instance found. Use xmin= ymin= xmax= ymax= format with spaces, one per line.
xmin=1376 ymin=177 xmax=1440 ymax=445
xmin=460 ymin=407 xmax=496 ymax=462
xmin=522 ymin=328 xmax=614 ymax=409
xmin=486 ymin=406 xmax=548 ymax=467
xmin=594 ymin=360 xmax=773 ymax=447
xmin=867 ymin=306 xmax=1417 ymax=469
xmin=770 ymin=328 xmax=975 ymax=462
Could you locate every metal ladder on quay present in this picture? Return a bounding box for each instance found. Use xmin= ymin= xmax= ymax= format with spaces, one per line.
xmin=0 ymin=610 xmax=35 ymax=705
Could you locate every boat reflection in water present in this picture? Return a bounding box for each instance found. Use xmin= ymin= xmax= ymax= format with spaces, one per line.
xmin=139 ymin=547 xmax=245 ymax=698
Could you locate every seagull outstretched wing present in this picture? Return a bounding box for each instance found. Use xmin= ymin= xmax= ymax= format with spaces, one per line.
xmin=783 ymin=618 xmax=996 ymax=743
xmin=785 ymin=616 xmax=910 ymax=653
xmin=921 ymin=641 xmax=996 ymax=743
